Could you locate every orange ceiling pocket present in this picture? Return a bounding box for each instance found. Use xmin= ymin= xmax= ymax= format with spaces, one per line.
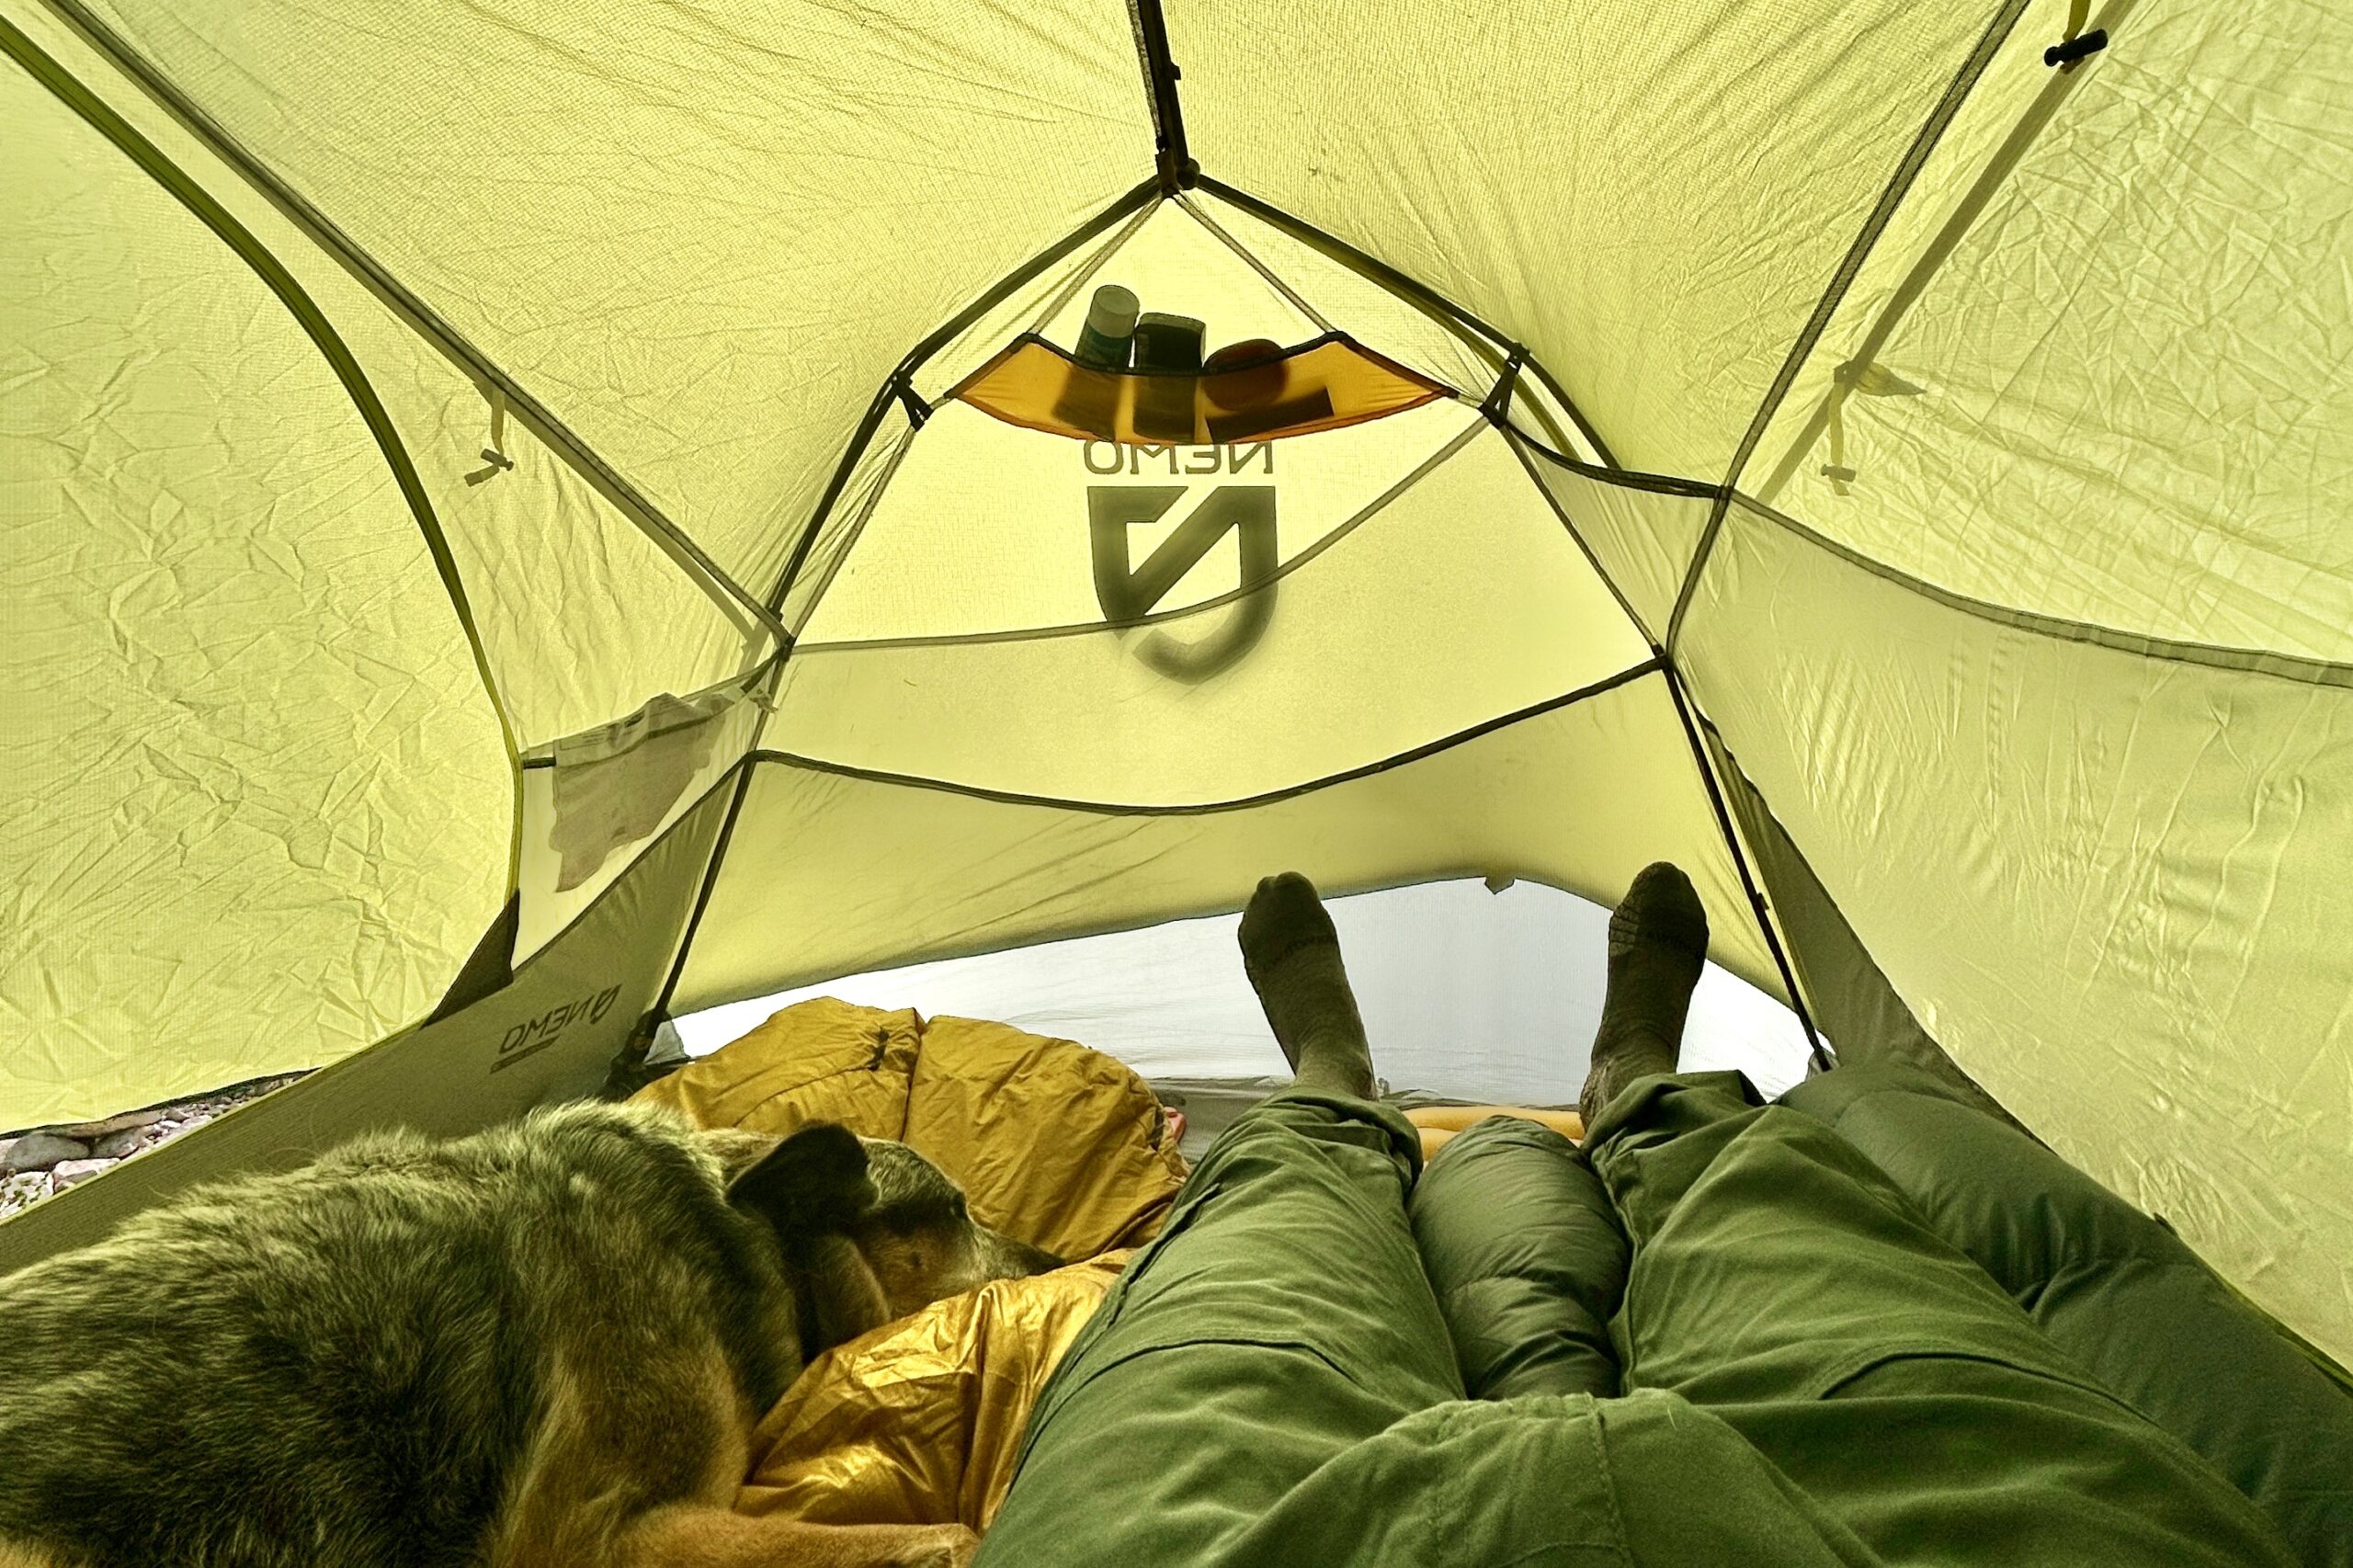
xmin=949 ymin=333 xmax=1451 ymax=446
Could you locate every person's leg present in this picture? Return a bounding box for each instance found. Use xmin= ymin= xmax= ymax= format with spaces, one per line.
xmin=1384 ymin=864 xmax=1688 ymax=1406
xmin=1408 ymin=1115 xmax=1628 ymax=1399
xmin=988 ymin=874 xmax=1885 ymax=1568
xmin=1233 ymin=869 xmax=1376 ymax=1099
xmin=1784 ymin=1064 xmax=2353 ymax=1568
xmin=976 ymin=874 xmax=1461 ymax=1568
xmin=1569 ymin=861 xmax=2296 ymax=1564
xmin=1576 ymin=861 xmax=1708 ymax=1128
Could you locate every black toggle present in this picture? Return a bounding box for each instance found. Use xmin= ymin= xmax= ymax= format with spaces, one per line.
xmin=2044 ymin=28 xmax=2108 ymax=67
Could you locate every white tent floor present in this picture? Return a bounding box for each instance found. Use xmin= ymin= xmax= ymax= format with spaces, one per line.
xmin=673 ymin=878 xmax=1815 ymax=1106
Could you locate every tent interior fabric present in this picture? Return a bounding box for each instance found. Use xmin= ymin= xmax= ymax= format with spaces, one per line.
xmin=3 ymin=0 xmax=2348 ymax=1370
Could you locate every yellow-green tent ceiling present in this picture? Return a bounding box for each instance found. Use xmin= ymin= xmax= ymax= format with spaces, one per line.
xmin=4 ymin=0 xmax=2348 ymax=1365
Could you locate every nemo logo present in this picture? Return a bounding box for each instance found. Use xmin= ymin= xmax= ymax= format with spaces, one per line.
xmin=494 ymin=985 xmax=622 ymax=1073
xmin=1088 ymin=483 xmax=1278 ymax=683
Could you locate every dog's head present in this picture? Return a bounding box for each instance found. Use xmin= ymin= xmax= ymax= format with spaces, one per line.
xmin=851 ymin=1138 xmax=1066 ymax=1316
xmin=712 ymin=1123 xmax=1062 ymax=1354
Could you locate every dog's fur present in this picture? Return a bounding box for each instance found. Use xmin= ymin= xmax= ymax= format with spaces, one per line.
xmin=0 ymin=1102 xmax=1058 ymax=1568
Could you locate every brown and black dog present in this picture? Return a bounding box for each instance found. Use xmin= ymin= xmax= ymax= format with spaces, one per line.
xmin=0 ymin=1101 xmax=1058 ymax=1568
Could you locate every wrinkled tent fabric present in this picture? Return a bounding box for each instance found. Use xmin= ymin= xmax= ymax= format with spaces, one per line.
xmin=2 ymin=0 xmax=2347 ymax=1369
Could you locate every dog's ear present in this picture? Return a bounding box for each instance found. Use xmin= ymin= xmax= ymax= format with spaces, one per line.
xmin=727 ymin=1121 xmax=875 ymax=1241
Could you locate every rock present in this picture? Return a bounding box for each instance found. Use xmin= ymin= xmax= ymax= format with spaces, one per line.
xmin=48 ymin=1159 xmax=113 ymax=1189
xmin=93 ymin=1128 xmax=149 ymax=1160
xmin=43 ymin=1107 xmax=165 ymax=1141
xmin=1 ymin=1171 xmax=50 ymax=1215
xmin=1 ymin=1132 xmax=92 ymax=1175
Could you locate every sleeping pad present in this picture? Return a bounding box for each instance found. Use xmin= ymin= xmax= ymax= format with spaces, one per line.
xmin=975 ymin=1072 xmax=2299 ymax=1566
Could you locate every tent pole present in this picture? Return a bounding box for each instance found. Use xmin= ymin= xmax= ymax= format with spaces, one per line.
xmin=648 ymin=759 xmax=759 ymax=1026
xmin=1660 ymin=664 xmax=1832 ymax=1071
xmin=765 ymin=178 xmax=1160 ymax=617
xmin=1127 ymin=0 xmax=1195 ymax=192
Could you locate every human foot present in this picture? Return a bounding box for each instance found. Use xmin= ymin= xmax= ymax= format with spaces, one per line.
xmin=1579 ymin=862 xmax=1709 ymax=1126
xmin=1238 ymin=872 xmax=1376 ymax=1098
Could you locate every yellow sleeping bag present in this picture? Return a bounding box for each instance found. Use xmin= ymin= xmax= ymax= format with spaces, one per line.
xmin=737 ymin=1254 xmax=1129 ymax=1529
xmin=633 ymin=996 xmax=1188 ymax=1259
xmin=631 ymin=997 xmax=1183 ymax=1533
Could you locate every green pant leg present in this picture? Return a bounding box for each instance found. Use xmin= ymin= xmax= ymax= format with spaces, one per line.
xmin=1586 ymin=1071 xmax=2299 ymax=1568
xmin=1217 ymin=1388 xmax=1882 ymax=1568
xmin=977 ymin=1089 xmax=1464 ymax=1568
xmin=1408 ymin=1116 xmax=1628 ymax=1399
xmin=1783 ymin=1065 xmax=2353 ymax=1568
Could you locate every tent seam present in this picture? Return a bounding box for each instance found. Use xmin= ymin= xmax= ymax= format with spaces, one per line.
xmin=1190 ymin=176 xmax=1620 ymax=468
xmin=1173 ymin=190 xmax=1337 ymax=333
xmin=747 ymin=658 xmax=1665 ymax=818
xmin=1665 ymin=0 xmax=2036 ymax=651
xmin=1501 ymin=426 xmax=1678 ymax=650
xmin=1506 ymin=435 xmax=1721 ymax=501
xmin=1680 ymin=710 xmax=2035 ymax=1127
xmin=1016 ymin=199 xmax=1164 ymax=342
xmin=767 ymin=384 xmax=915 ymax=623
xmin=779 ymin=426 xmax=920 ymax=644
xmin=652 ymin=763 xmax=759 ymax=1024
xmin=764 ymin=178 xmax=1163 ymax=618
xmin=1658 ymin=666 xmax=1828 ymax=1067
xmin=1730 ymin=495 xmax=2353 ymax=690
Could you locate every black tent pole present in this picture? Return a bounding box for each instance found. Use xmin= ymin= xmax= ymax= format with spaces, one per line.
xmin=1129 ymin=0 xmax=1197 ymax=191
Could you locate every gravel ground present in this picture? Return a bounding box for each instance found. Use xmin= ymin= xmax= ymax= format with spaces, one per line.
xmin=0 ymin=1074 xmax=311 ymax=1221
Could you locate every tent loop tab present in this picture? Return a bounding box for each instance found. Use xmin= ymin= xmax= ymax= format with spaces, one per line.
xmin=1478 ymin=346 xmax=1528 ymax=424
xmin=892 ymin=376 xmax=932 ymax=429
xmin=463 ymin=386 xmax=515 ymax=486
xmin=1817 ymin=358 xmax=1927 ymax=495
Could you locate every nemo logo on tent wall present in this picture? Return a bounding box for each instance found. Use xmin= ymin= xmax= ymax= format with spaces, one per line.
xmin=1088 ymin=483 xmax=1277 ymax=682
xmin=493 ymin=986 xmax=622 ymax=1073
xmin=1081 ymin=440 xmax=1276 ymax=475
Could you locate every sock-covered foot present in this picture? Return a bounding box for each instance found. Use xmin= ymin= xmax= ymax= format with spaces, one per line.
xmin=1239 ymin=871 xmax=1376 ymax=1098
xmin=1580 ymin=862 xmax=1709 ymax=1127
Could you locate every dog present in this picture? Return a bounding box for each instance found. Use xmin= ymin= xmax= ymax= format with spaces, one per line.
xmin=0 ymin=1101 xmax=1060 ymax=1568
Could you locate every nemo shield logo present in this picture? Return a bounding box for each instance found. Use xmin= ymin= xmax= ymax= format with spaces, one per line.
xmin=1087 ymin=484 xmax=1277 ymax=682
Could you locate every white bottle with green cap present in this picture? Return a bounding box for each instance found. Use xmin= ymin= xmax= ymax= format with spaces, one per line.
xmin=1074 ymin=284 xmax=1141 ymax=369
